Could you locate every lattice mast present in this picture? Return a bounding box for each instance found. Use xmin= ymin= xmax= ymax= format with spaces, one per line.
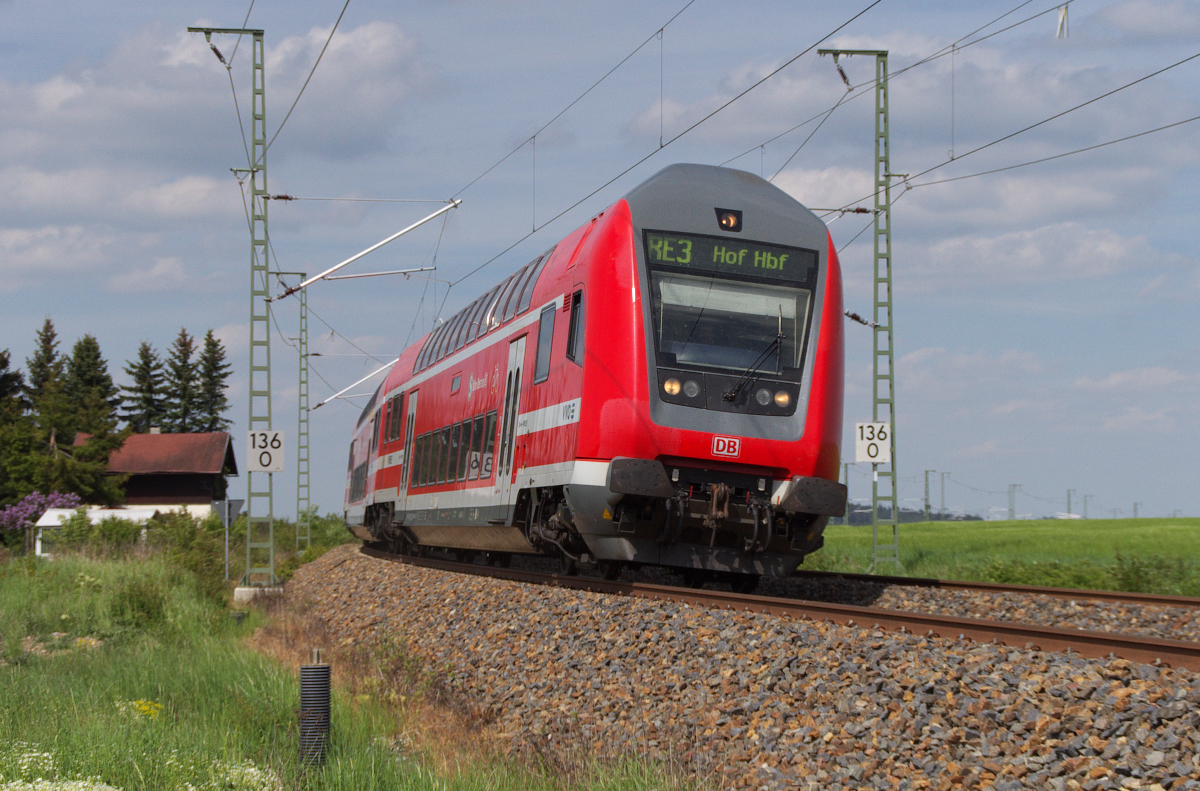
xmin=818 ymin=49 xmax=902 ymax=572
xmin=188 ymin=26 xmax=276 ymax=584
xmin=276 ymin=271 xmax=311 ymax=551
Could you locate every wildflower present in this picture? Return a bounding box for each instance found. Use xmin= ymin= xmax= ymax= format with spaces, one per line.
xmin=113 ymin=700 xmax=162 ymax=720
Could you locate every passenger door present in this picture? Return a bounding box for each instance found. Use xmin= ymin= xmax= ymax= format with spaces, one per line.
xmin=495 ymin=336 xmax=526 ymax=512
xmin=396 ymin=390 xmax=418 ymax=519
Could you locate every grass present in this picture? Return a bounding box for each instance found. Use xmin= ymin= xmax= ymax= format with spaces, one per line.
xmin=808 ymin=517 xmax=1200 ymax=596
xmin=0 ymin=551 xmax=697 ymax=791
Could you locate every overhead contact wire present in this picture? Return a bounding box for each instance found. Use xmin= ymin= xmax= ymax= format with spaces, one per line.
xmin=452 ymin=0 xmax=886 ymax=287
xmin=265 ymin=0 xmax=353 ymax=154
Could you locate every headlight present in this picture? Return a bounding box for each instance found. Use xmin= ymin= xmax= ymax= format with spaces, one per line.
xmin=755 ymin=388 xmax=771 ymax=406
xmin=663 ymin=378 xmax=681 ymax=396
xmin=774 ymin=390 xmax=791 ymax=408
xmin=683 ymin=380 xmax=701 ymax=398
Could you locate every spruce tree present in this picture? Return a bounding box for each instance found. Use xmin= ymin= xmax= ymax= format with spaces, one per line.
xmin=65 ymin=334 xmax=120 ymax=438
xmin=163 ymin=328 xmax=198 ymax=432
xmin=0 ymin=350 xmax=30 ymax=505
xmin=195 ymin=330 xmax=233 ymax=432
xmin=24 ymin=318 xmax=62 ymax=402
xmin=120 ymin=342 xmax=167 ymax=433
xmin=23 ymin=319 xmax=75 ymax=450
xmin=0 ymin=350 xmax=25 ymax=420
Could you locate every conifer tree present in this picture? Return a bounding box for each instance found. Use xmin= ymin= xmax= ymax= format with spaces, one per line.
xmin=24 ymin=318 xmax=62 ymax=402
xmin=0 ymin=350 xmax=25 ymax=420
xmin=163 ymin=328 xmax=198 ymax=432
xmin=120 ymin=342 xmax=167 ymax=433
xmin=0 ymin=350 xmax=30 ymax=505
xmin=65 ymin=334 xmax=120 ymax=438
xmin=195 ymin=330 xmax=233 ymax=432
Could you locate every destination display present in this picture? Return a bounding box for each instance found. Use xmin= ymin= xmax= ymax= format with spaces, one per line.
xmin=644 ymin=230 xmax=816 ymax=282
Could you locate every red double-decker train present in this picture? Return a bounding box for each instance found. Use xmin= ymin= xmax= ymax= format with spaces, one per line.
xmin=345 ymin=163 xmax=845 ymax=590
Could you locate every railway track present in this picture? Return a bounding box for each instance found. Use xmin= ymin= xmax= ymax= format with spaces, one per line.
xmin=792 ymin=567 xmax=1200 ymax=609
xmin=361 ymin=545 xmax=1200 ymax=672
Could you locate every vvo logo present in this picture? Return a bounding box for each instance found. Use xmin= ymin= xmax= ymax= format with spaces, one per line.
xmin=711 ymin=435 xmax=741 ymax=458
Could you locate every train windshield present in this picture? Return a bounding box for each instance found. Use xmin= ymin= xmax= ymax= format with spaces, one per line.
xmin=650 ymin=272 xmax=809 ymax=373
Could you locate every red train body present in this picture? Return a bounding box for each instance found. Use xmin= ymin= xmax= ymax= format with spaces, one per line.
xmin=345 ymin=164 xmax=845 ymax=586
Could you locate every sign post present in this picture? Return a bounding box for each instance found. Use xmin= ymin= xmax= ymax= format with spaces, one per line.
xmin=247 ymin=430 xmax=286 ymax=473
xmin=213 ymin=499 xmax=245 ymax=580
xmin=856 ymin=422 xmax=900 ymax=572
xmin=245 ymin=431 xmax=284 ymax=585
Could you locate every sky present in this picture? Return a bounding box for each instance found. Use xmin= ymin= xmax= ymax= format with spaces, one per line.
xmin=1 ymin=0 xmax=1197 ymax=522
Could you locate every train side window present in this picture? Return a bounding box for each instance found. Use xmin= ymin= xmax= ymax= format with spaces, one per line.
xmin=436 ymin=315 xmax=462 ymax=363
xmin=464 ymin=293 xmax=487 ymax=344
xmin=486 ymin=274 xmax=517 ymax=331
xmin=347 ymin=440 xmax=355 ymax=473
xmin=415 ymin=335 xmax=432 ymax=373
xmin=510 ymin=257 xmax=541 ymax=316
xmin=497 ymin=272 xmax=525 ymax=326
xmin=502 ymin=264 xmax=531 ymax=324
xmin=472 ymin=286 xmax=500 ymax=342
xmin=467 ymin=414 xmax=484 ymax=480
xmin=448 ymin=423 xmax=462 ymax=483
xmin=424 ymin=432 xmax=436 ymax=486
xmin=394 ymin=394 xmax=405 ymax=441
xmin=453 ymin=305 xmax=475 ymax=352
xmin=534 ymin=306 xmax=555 ymax=383
xmin=455 ymin=421 xmax=471 ymax=481
xmin=481 ymin=410 xmax=498 ymax=479
xmin=517 ymin=247 xmax=555 ymax=314
xmin=437 ymin=427 xmax=451 ymax=484
xmin=566 ymin=290 xmax=584 ymax=365
xmin=412 ymin=434 xmax=425 ymax=487
xmin=371 ymin=414 xmax=380 ymax=453
xmin=423 ymin=325 xmax=446 ymax=370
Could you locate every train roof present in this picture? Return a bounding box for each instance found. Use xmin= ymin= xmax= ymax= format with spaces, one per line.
xmin=363 ymin=163 xmax=825 ymax=425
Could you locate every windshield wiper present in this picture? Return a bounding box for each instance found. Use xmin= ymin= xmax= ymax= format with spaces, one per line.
xmin=723 ymin=307 xmax=784 ymax=402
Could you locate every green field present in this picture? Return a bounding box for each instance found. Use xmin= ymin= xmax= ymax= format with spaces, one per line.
xmin=0 ymin=552 xmax=689 ymax=791
xmin=809 ymin=518 xmax=1200 ymax=595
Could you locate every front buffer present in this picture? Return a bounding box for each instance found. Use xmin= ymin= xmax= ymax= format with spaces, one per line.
xmin=560 ymin=457 xmax=846 ymax=579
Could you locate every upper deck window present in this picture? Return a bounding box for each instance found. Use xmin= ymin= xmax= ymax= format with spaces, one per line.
xmin=517 ymin=247 xmax=555 ymax=314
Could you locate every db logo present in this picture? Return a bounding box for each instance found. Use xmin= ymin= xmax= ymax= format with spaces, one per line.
xmin=711 ymin=435 xmax=741 ymax=458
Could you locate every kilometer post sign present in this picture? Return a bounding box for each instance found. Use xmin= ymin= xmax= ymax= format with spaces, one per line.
xmin=247 ymin=430 xmax=285 ymax=473
xmin=855 ymin=423 xmax=891 ymax=464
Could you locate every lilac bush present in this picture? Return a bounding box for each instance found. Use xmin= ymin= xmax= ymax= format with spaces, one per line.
xmin=0 ymin=491 xmax=83 ymax=534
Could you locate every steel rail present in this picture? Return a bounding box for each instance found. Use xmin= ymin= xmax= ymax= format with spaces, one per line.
xmin=791 ymin=568 xmax=1200 ymax=609
xmin=359 ymin=547 xmax=1200 ymax=672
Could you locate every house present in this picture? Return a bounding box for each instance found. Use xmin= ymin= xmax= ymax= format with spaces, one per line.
xmin=74 ymin=430 xmax=238 ymax=512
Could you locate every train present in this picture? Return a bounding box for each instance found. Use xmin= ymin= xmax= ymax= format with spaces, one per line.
xmin=344 ymin=163 xmax=846 ymax=591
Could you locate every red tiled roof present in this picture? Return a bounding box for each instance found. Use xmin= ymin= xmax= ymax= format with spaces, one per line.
xmin=74 ymin=432 xmax=238 ymax=475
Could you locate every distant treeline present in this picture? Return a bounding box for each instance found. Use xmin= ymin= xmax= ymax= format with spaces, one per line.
xmin=0 ymin=319 xmax=233 ymax=508
xmin=838 ymin=504 xmax=983 ymax=525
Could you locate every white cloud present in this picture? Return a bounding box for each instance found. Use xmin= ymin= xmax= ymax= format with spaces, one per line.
xmin=773 ymin=166 xmax=874 ymax=212
xmin=0 ymin=225 xmax=125 ymax=291
xmin=1098 ymin=405 xmax=1175 ymax=433
xmin=0 ymin=167 xmax=240 ymax=225
xmin=1093 ymin=0 xmax=1200 ymax=42
xmin=901 ymin=222 xmax=1192 ymax=290
xmin=1074 ymin=366 xmax=1194 ymax=391
xmin=107 ymin=257 xmax=189 ymax=293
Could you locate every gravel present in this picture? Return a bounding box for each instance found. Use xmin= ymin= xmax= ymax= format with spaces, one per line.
xmin=509 ymin=555 xmax=1200 ymax=644
xmin=289 ymin=545 xmax=1200 ymax=790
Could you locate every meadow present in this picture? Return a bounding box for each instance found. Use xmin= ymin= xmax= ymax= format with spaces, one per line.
xmin=0 ymin=525 xmax=691 ymax=791
xmin=810 ymin=517 xmax=1200 ymax=595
